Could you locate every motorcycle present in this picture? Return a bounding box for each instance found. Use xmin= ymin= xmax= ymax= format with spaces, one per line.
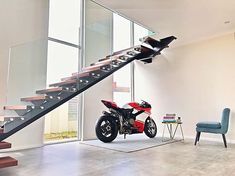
xmin=95 ymin=100 xmax=157 ymax=143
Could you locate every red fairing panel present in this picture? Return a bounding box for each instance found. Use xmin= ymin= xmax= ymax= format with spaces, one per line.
xmin=109 ymin=101 xmax=118 ymax=108
xmin=102 ymin=100 xmax=118 ymax=108
xmin=128 ymin=102 xmax=151 ymax=114
xmin=134 ymin=120 xmax=145 ymax=133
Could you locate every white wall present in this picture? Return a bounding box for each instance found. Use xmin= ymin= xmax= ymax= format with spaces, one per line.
xmin=0 ymin=0 xmax=49 ymax=150
xmin=135 ymin=33 xmax=235 ymax=142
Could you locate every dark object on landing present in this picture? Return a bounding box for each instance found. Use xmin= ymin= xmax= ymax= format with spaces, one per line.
xmin=139 ymin=36 xmax=177 ymax=64
xmin=143 ymin=36 xmax=177 ymax=49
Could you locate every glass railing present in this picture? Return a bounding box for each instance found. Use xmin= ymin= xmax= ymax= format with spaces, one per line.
xmin=7 ymin=39 xmax=48 ymax=107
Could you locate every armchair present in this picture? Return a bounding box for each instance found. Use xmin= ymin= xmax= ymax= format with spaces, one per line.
xmin=194 ymin=108 xmax=230 ymax=148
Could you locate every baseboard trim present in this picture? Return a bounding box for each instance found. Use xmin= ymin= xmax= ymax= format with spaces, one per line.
xmin=81 ymin=138 xmax=97 ymax=142
xmin=45 ymin=139 xmax=78 ymax=146
xmin=175 ymin=134 xmax=235 ymax=144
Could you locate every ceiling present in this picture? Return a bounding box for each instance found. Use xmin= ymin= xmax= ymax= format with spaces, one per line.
xmin=95 ymin=0 xmax=235 ymax=46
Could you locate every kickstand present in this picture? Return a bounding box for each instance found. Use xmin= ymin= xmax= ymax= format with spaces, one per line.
xmin=124 ymin=134 xmax=126 ymax=139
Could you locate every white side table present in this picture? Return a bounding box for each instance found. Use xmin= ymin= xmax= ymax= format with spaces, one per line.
xmin=162 ymin=121 xmax=184 ymax=141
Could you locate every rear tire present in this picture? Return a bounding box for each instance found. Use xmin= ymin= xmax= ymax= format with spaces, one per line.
xmin=144 ymin=117 xmax=157 ymax=138
xmin=95 ymin=116 xmax=118 ymax=143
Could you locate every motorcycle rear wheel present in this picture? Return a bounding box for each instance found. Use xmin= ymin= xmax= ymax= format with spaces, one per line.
xmin=95 ymin=116 xmax=118 ymax=143
xmin=144 ymin=117 xmax=157 ymax=138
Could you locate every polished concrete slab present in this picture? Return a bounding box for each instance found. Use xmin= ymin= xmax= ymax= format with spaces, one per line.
xmin=0 ymin=139 xmax=234 ymax=176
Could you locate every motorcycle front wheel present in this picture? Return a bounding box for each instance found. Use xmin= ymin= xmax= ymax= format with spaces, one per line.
xmin=144 ymin=117 xmax=157 ymax=138
xmin=95 ymin=116 xmax=118 ymax=143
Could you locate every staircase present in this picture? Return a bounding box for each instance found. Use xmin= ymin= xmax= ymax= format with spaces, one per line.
xmin=0 ymin=36 xmax=176 ymax=168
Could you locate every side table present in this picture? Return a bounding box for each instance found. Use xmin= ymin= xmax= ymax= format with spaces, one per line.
xmin=162 ymin=121 xmax=184 ymax=141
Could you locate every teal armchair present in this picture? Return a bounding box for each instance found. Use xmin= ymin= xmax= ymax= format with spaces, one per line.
xmin=194 ymin=108 xmax=231 ymax=148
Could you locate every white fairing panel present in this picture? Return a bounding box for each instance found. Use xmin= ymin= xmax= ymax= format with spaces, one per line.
xmin=136 ymin=113 xmax=148 ymax=123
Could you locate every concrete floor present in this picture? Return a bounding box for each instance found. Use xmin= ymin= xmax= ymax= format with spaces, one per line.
xmin=0 ymin=140 xmax=234 ymax=176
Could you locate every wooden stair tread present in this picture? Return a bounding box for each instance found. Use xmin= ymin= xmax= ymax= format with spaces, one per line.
xmin=36 ymin=87 xmax=63 ymax=94
xmin=4 ymin=116 xmax=24 ymax=123
xmin=49 ymin=79 xmax=77 ymax=87
xmin=91 ymin=57 xmax=120 ymax=66
xmin=98 ymin=57 xmax=109 ymax=62
xmin=108 ymin=47 xmax=134 ymax=57
xmin=0 ymin=142 xmax=11 ymax=149
xmin=113 ymin=86 xmax=130 ymax=93
xmin=98 ymin=55 xmax=127 ymax=63
xmin=61 ymin=72 xmax=90 ymax=81
xmin=96 ymin=47 xmax=134 ymax=63
xmin=4 ymin=105 xmax=28 ymax=110
xmin=21 ymin=95 xmax=48 ymax=102
xmin=71 ymin=68 xmax=100 ymax=76
xmin=111 ymin=54 xmax=130 ymax=62
xmin=82 ymin=64 xmax=108 ymax=72
xmin=109 ymin=47 xmax=141 ymax=59
xmin=0 ymin=156 xmax=18 ymax=169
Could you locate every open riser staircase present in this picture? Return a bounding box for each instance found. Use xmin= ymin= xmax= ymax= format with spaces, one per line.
xmin=0 ymin=36 xmax=176 ymax=168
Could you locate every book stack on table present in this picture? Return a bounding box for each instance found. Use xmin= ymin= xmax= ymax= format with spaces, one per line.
xmin=163 ymin=114 xmax=176 ymax=123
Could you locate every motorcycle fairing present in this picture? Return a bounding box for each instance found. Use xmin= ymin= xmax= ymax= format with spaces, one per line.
xmin=101 ymin=100 xmax=118 ymax=109
xmin=128 ymin=102 xmax=151 ymax=115
xmin=134 ymin=120 xmax=145 ymax=133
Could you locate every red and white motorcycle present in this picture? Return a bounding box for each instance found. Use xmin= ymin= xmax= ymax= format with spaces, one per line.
xmin=95 ymin=100 xmax=157 ymax=143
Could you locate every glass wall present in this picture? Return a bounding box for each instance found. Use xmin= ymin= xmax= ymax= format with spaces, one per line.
xmin=84 ymin=0 xmax=112 ymax=66
xmin=44 ymin=0 xmax=155 ymax=141
xmin=112 ymin=16 xmax=155 ymax=106
xmin=44 ymin=0 xmax=81 ymax=142
xmin=82 ymin=0 xmax=113 ymax=140
xmin=5 ymin=0 xmax=155 ymax=144
xmin=113 ymin=14 xmax=132 ymax=106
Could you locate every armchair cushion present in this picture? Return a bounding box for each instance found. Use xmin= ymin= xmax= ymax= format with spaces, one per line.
xmin=196 ymin=122 xmax=221 ymax=129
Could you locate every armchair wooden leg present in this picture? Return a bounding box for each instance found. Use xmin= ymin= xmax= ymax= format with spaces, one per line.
xmin=197 ymin=132 xmax=201 ymax=142
xmin=194 ymin=132 xmax=200 ymax=145
xmin=222 ymin=134 xmax=227 ymax=148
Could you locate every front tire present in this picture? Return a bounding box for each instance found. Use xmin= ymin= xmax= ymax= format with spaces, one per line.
xmin=95 ymin=116 xmax=118 ymax=143
xmin=144 ymin=117 xmax=157 ymax=138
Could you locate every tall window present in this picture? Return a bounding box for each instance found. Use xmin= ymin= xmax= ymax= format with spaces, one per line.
xmin=113 ymin=16 xmax=154 ymax=106
xmin=44 ymin=0 xmax=81 ymax=142
xmin=113 ymin=14 xmax=132 ymax=106
xmin=48 ymin=0 xmax=80 ymax=45
xmin=44 ymin=0 xmax=154 ymax=142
